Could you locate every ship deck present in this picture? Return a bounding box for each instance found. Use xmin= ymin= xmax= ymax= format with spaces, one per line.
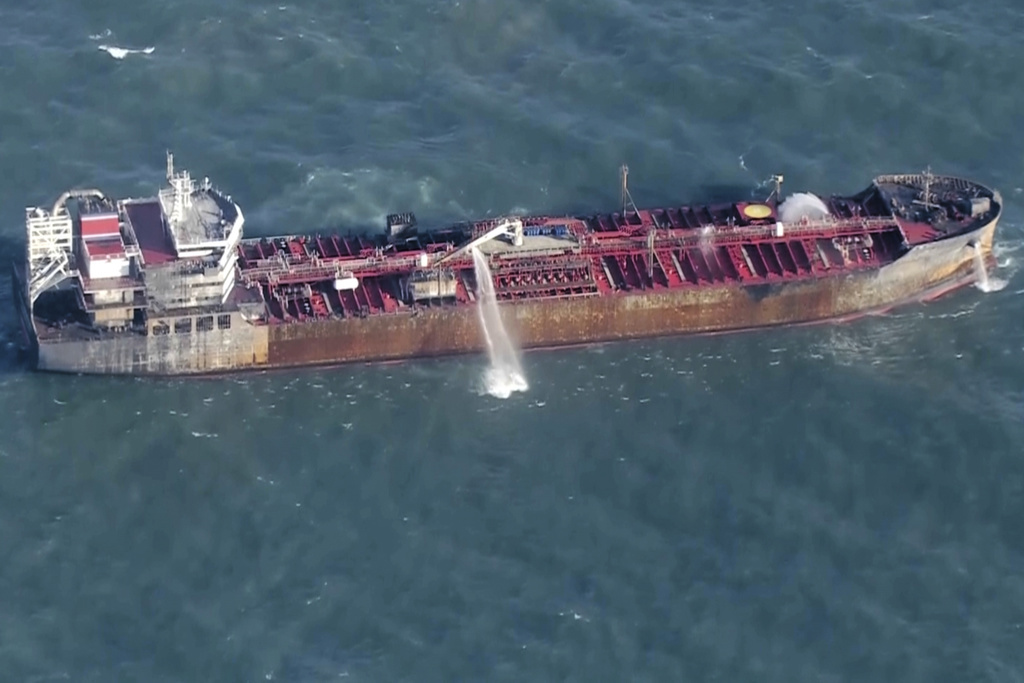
xmin=232 ymin=186 xmax=953 ymax=325
xmin=124 ymin=199 xmax=177 ymax=265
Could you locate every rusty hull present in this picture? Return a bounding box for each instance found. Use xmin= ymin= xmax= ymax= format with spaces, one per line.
xmin=265 ymin=217 xmax=997 ymax=369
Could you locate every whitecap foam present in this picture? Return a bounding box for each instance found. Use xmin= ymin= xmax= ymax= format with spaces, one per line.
xmin=98 ymin=44 xmax=155 ymax=60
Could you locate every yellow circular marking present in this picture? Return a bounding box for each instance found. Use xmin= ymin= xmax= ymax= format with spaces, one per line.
xmin=743 ymin=203 xmax=772 ymax=219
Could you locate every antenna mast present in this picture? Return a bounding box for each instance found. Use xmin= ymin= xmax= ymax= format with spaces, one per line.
xmin=768 ymin=174 xmax=784 ymax=203
xmin=922 ymin=165 xmax=935 ymax=208
xmin=620 ymin=164 xmax=638 ymax=216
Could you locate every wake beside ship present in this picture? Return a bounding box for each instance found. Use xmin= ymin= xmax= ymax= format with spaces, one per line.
xmin=9 ymin=154 xmax=1003 ymax=376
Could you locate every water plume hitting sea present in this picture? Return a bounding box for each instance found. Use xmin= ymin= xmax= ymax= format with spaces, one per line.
xmin=472 ymin=247 xmax=528 ymax=398
xmin=973 ymin=245 xmax=1008 ymax=293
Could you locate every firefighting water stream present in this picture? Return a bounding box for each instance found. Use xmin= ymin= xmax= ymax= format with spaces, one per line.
xmin=973 ymin=244 xmax=1008 ymax=292
xmin=472 ymin=247 xmax=528 ymax=398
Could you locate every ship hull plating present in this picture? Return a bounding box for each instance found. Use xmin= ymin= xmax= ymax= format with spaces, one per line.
xmin=28 ymin=217 xmax=998 ymax=376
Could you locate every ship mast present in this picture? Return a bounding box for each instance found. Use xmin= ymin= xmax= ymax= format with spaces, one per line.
xmin=620 ymin=164 xmax=639 ymax=216
xmin=913 ymin=166 xmax=938 ymax=210
xmin=921 ymin=165 xmax=936 ymax=209
xmin=165 ymin=150 xmax=194 ymax=226
xmin=767 ymin=174 xmax=784 ymax=204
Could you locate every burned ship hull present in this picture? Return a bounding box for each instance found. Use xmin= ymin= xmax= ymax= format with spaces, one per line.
xmin=11 ymin=160 xmax=1003 ymax=377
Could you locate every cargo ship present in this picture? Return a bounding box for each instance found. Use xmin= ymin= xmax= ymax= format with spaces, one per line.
xmin=9 ymin=153 xmax=1002 ymax=376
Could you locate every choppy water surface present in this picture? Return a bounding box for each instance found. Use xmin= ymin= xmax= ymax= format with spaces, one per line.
xmin=1 ymin=0 xmax=1023 ymax=680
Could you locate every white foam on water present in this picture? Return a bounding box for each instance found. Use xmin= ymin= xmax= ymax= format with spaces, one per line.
xmin=472 ymin=247 xmax=528 ymax=399
xmin=973 ymin=248 xmax=1008 ymax=293
xmin=480 ymin=366 xmax=529 ymax=399
xmin=98 ymin=45 xmax=155 ymax=59
xmin=993 ymin=238 xmax=1023 ymax=276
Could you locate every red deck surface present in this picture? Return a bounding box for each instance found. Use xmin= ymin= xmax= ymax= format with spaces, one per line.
xmin=81 ymin=213 xmax=120 ymax=239
xmin=124 ymin=200 xmax=176 ymax=265
xmin=84 ymin=237 xmax=125 ymax=258
xmin=233 ymin=189 xmax=926 ymax=325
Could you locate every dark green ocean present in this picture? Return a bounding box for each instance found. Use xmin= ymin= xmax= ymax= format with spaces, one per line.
xmin=1 ymin=0 xmax=1023 ymax=680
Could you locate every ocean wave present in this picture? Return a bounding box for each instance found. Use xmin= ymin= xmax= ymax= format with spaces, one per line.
xmin=97 ymin=44 xmax=154 ymax=60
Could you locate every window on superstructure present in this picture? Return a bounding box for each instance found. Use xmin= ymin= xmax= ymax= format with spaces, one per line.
xmin=152 ymin=322 xmax=170 ymax=336
xmin=217 ymin=314 xmax=231 ymax=329
xmin=197 ymin=315 xmax=214 ymax=332
xmin=174 ymin=318 xmax=192 ymax=334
